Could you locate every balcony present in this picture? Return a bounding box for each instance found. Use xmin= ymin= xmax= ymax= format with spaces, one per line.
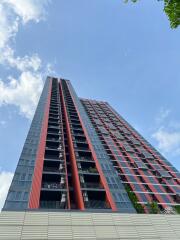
xmin=48 ymin=124 xmax=60 ymax=129
xmin=50 ymin=103 xmax=59 ymax=107
xmin=84 ymin=200 xmax=110 ymax=209
xmin=81 ymin=182 xmax=103 ymax=189
xmin=47 ymin=132 xmax=61 ymax=138
xmin=44 ymin=158 xmax=62 ymax=163
xmin=83 ymin=190 xmax=110 ymax=209
xmin=45 ymin=146 xmax=60 ymax=152
xmin=40 ymin=190 xmax=67 ymax=209
xmin=72 ymin=126 xmax=83 ymax=131
xmin=49 ymin=111 xmax=59 ymax=116
xmin=50 ymin=106 xmax=59 ymax=110
xmin=77 ymin=157 xmax=94 ymax=163
xmin=46 ymin=141 xmax=60 ymax=148
xmin=80 ymin=173 xmax=103 ymax=190
xmin=70 ymin=116 xmax=79 ymax=121
xmin=48 ymin=120 xmax=60 ymax=125
xmin=47 ymin=129 xmax=61 ymax=135
xmin=74 ymin=140 xmax=87 ymax=145
xmin=43 ymin=166 xmax=65 ymax=174
xmin=75 ymin=147 xmax=91 ymax=153
xmin=48 ymin=122 xmax=60 ymax=127
xmin=71 ymin=122 xmax=82 ymax=127
xmin=78 ymin=151 xmax=92 ymax=159
xmin=48 ymin=115 xmax=59 ymax=120
xmin=49 ymin=114 xmax=59 ymax=119
xmin=44 ymin=151 xmax=62 ymax=160
xmin=46 ymin=162 xmax=64 ymax=170
xmin=73 ymin=131 xmax=85 ymax=137
xmin=46 ymin=137 xmax=59 ymax=142
xmin=41 ymin=182 xmax=66 ymax=190
xmin=40 ymin=201 xmax=67 ymax=209
xmin=79 ymin=167 xmax=98 ymax=175
xmin=71 ymin=119 xmax=81 ymax=124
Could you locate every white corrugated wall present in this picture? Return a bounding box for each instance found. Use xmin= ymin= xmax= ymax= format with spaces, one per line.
xmin=0 ymin=211 xmax=179 ymax=239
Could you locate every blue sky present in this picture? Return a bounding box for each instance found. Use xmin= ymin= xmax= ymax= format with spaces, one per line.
xmin=0 ymin=0 xmax=179 ymax=208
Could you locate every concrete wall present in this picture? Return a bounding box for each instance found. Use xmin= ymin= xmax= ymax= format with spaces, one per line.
xmin=0 ymin=211 xmax=179 ymax=239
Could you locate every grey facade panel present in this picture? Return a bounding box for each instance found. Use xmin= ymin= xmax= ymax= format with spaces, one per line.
xmin=3 ymin=77 xmax=51 ymax=211
xmin=107 ymin=103 xmax=179 ymax=173
xmin=67 ymin=81 xmax=136 ymax=213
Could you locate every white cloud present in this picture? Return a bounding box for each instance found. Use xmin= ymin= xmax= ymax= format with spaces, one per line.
xmin=0 ymin=0 xmax=49 ymax=49
xmin=0 ymin=0 xmax=52 ymax=119
xmin=0 ymin=3 xmax=18 ymax=49
xmin=0 ymin=72 xmax=44 ymax=118
xmin=0 ymin=46 xmax=42 ymax=72
xmin=152 ymin=128 xmax=180 ymax=155
xmin=0 ymin=171 xmax=13 ymax=211
xmin=2 ymin=0 xmax=49 ymax=24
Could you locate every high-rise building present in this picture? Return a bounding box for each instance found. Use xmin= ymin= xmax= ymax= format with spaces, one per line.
xmin=3 ymin=77 xmax=180 ymax=213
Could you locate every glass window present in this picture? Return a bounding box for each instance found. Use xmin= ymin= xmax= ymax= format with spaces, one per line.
xmin=23 ymin=192 xmax=29 ymax=200
xmin=7 ymin=191 xmax=15 ymax=200
xmin=133 ymin=184 xmax=142 ymax=191
xmin=157 ymin=169 xmax=171 ymax=178
xmin=138 ymin=193 xmax=149 ymax=202
xmin=20 ymin=173 xmax=26 ymax=180
xmin=15 ymin=192 xmax=22 ymax=200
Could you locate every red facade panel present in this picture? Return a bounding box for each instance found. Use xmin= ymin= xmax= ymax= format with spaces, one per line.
xmin=66 ymin=82 xmax=117 ymax=211
xmin=59 ymin=81 xmax=85 ymax=210
xmin=28 ymin=79 xmax=52 ymax=209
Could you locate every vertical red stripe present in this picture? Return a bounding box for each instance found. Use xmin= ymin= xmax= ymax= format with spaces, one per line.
xmin=28 ymin=79 xmax=52 ymax=209
xmin=60 ymin=81 xmax=85 ymax=210
xmin=66 ymin=82 xmax=117 ymax=211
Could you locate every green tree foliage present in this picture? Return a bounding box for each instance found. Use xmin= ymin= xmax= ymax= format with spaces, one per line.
xmin=174 ymin=205 xmax=180 ymax=214
xmin=125 ymin=0 xmax=180 ymax=28
xmin=146 ymin=202 xmax=160 ymax=214
xmin=164 ymin=0 xmax=180 ymax=28
xmin=125 ymin=186 xmax=145 ymax=213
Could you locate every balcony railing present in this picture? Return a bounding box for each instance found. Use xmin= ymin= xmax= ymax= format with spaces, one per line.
xmin=43 ymin=167 xmax=65 ymax=173
xmin=48 ymin=125 xmax=60 ymax=129
xmin=40 ymin=201 xmax=67 ymax=209
xmin=79 ymin=168 xmax=98 ymax=174
xmin=77 ymin=157 xmax=94 ymax=162
xmin=46 ymin=138 xmax=59 ymax=142
xmin=49 ymin=116 xmax=59 ymax=119
xmin=81 ymin=182 xmax=103 ymax=189
xmin=41 ymin=182 xmax=66 ymax=189
xmin=45 ymin=146 xmax=61 ymax=151
xmin=45 ymin=153 xmax=64 ymax=160
xmin=85 ymin=200 xmax=110 ymax=209
xmin=73 ymin=132 xmax=84 ymax=136
xmin=74 ymin=140 xmax=87 ymax=144
xmin=75 ymin=147 xmax=90 ymax=152
xmin=44 ymin=155 xmax=61 ymax=161
xmin=47 ymin=131 xmax=60 ymax=135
